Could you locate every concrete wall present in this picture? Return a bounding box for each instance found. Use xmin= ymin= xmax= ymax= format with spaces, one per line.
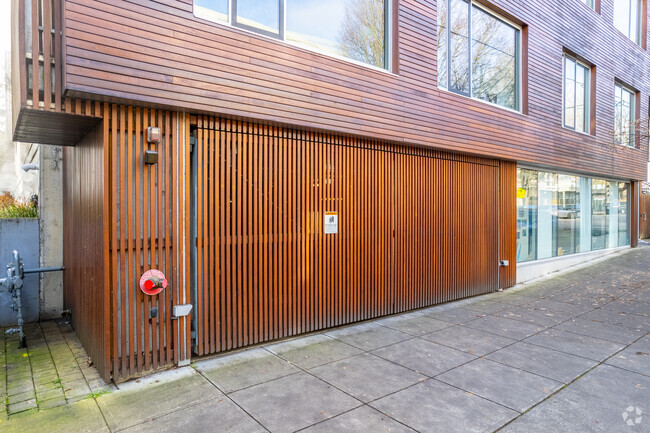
xmin=516 ymin=246 xmax=630 ymax=284
xmin=0 ymin=218 xmax=39 ymax=326
xmin=39 ymin=147 xmax=63 ymax=319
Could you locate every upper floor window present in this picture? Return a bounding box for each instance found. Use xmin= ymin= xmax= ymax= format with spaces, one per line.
xmin=194 ymin=0 xmax=391 ymax=69
xmin=437 ymin=0 xmax=521 ymax=111
xmin=613 ymin=0 xmax=641 ymax=44
xmin=580 ymin=0 xmax=596 ymax=9
xmin=614 ymin=83 xmax=636 ymax=146
xmin=563 ymin=56 xmax=590 ymax=133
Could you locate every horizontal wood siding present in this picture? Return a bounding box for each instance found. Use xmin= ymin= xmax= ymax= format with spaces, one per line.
xmin=62 ymin=0 xmax=649 ymax=181
xmin=193 ymin=117 xmax=500 ymax=355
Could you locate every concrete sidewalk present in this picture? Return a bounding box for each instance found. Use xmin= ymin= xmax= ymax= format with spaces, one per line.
xmin=1 ymin=246 xmax=649 ymax=432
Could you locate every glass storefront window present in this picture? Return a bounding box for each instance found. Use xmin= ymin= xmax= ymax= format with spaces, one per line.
xmin=517 ymin=168 xmax=630 ymax=263
xmin=556 ymin=175 xmax=580 ymax=256
xmin=591 ymin=179 xmax=608 ymax=250
xmin=516 ymin=169 xmax=537 ymax=262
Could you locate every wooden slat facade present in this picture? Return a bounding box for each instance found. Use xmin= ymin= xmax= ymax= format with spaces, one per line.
xmin=192 ymin=116 xmax=504 ymax=356
xmin=106 ymin=106 xmax=191 ymax=381
xmin=641 ymin=192 xmax=650 ymax=239
xmin=22 ymin=0 xmax=648 ymax=381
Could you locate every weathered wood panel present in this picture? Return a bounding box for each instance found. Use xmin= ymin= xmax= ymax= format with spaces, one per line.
xmin=62 ymin=0 xmax=649 ymax=180
xmin=193 ymin=117 xmax=501 ymax=355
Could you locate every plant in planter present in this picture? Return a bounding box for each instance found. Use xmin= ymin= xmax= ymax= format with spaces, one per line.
xmin=0 ymin=193 xmax=37 ymax=218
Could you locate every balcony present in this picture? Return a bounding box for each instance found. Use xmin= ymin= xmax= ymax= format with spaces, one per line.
xmin=11 ymin=0 xmax=100 ymax=146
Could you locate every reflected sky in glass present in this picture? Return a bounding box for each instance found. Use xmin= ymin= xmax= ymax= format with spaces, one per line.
xmin=237 ymin=0 xmax=280 ymax=33
xmin=286 ymin=0 xmax=347 ymax=53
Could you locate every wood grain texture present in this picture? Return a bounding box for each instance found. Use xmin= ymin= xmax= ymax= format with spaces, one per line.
xmin=103 ymin=105 xmax=191 ymax=382
xmin=62 ymin=120 xmax=108 ymax=380
xmin=61 ymin=0 xmax=649 ymax=181
xmin=641 ymin=192 xmax=650 ymax=239
xmin=499 ymin=160 xmax=517 ymax=288
xmin=192 ymin=116 xmax=501 ymax=355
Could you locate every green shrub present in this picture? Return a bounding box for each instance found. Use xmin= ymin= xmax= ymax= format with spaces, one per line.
xmin=0 ymin=193 xmax=38 ymax=218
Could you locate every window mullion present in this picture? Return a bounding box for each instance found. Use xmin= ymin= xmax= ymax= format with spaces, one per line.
xmin=468 ymin=1 xmax=472 ymax=98
xmin=447 ymin=1 xmax=451 ymax=92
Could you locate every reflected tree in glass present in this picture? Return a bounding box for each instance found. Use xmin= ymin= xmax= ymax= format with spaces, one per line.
xmin=338 ymin=0 xmax=385 ymax=68
xmin=471 ymin=7 xmax=516 ymax=109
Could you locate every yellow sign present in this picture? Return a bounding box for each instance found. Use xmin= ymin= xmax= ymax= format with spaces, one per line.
xmin=517 ymin=188 xmax=526 ymax=199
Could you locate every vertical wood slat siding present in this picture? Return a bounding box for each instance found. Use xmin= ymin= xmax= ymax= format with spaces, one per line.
xmin=19 ymin=0 xmax=63 ymax=111
xmin=641 ymin=192 xmax=650 ymax=239
xmin=499 ymin=161 xmax=518 ymax=288
xmin=193 ymin=117 xmax=501 ymax=355
xmin=62 ymin=118 xmax=108 ymax=380
xmin=106 ymin=105 xmax=190 ymax=382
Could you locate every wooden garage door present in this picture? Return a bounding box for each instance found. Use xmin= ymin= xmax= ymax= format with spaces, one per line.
xmin=192 ymin=117 xmax=499 ymax=355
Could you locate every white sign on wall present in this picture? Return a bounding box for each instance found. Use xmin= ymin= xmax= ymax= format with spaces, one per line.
xmin=324 ymin=211 xmax=338 ymax=234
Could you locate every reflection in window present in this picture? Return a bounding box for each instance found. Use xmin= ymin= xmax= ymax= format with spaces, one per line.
xmin=286 ymin=0 xmax=386 ymax=67
xmin=516 ymin=169 xmax=630 ymax=263
xmin=564 ymin=56 xmax=590 ymax=133
xmin=471 ymin=6 xmax=517 ymax=109
xmin=235 ymin=0 xmax=280 ymax=35
xmin=195 ymin=0 xmax=389 ymax=69
xmin=615 ymin=83 xmax=636 ymax=146
xmin=614 ymin=0 xmax=641 ymax=44
xmin=591 ymin=179 xmax=608 ymax=250
xmin=556 ymin=175 xmax=580 ymax=256
xmin=579 ymin=0 xmax=595 ymax=9
xmin=618 ymin=183 xmax=630 ymax=246
xmin=195 ymin=0 xmax=228 ymax=22
xmin=438 ymin=0 xmax=520 ymax=111
xmin=437 ymin=0 xmax=448 ymax=88
xmin=516 ymin=169 xmax=538 ymax=262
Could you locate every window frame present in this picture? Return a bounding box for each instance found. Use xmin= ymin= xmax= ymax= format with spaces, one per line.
xmin=614 ymin=82 xmax=637 ymax=147
xmin=614 ymin=0 xmax=642 ymax=44
xmin=194 ymin=0 xmax=393 ymax=71
xmin=562 ymin=55 xmax=591 ymax=134
xmin=438 ymin=0 xmax=523 ymax=112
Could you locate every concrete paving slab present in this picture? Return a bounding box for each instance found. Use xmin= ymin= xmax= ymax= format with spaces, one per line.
xmin=301 ymin=405 xmax=416 ymax=433
xmin=421 ymin=324 xmax=517 ymax=356
xmin=580 ymin=308 xmax=650 ymax=331
xmin=98 ymin=369 xmax=220 ymax=431
xmin=370 ymin=379 xmax=517 ymax=433
xmin=419 ymin=307 xmax=486 ymax=324
xmin=522 ymin=298 xmax=596 ymax=315
xmin=605 ymin=335 xmax=650 ymax=376
xmin=464 ymin=315 xmax=549 ymax=340
xmin=326 ymin=322 xmax=411 ymax=351
xmin=0 ymin=398 xmax=108 ymax=433
xmin=496 ymin=307 xmax=573 ymax=328
xmin=120 ymin=397 xmax=266 ymax=433
xmin=437 ymin=358 xmax=562 ymax=412
xmin=197 ymin=347 xmax=299 ymax=393
xmin=600 ymin=300 xmax=650 ymax=317
xmin=500 ymin=364 xmax=650 ymax=433
xmin=266 ymin=334 xmax=363 ymax=369
xmin=486 ymin=341 xmax=598 ymax=383
xmin=230 ymin=372 xmax=360 ymax=433
xmin=524 ymin=328 xmax=625 ymax=361
xmin=376 ymin=313 xmax=451 ymax=336
xmin=553 ymin=317 xmax=645 ymax=344
xmin=371 ymin=337 xmax=476 ymax=377
xmin=309 ymin=353 xmax=425 ymax=402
